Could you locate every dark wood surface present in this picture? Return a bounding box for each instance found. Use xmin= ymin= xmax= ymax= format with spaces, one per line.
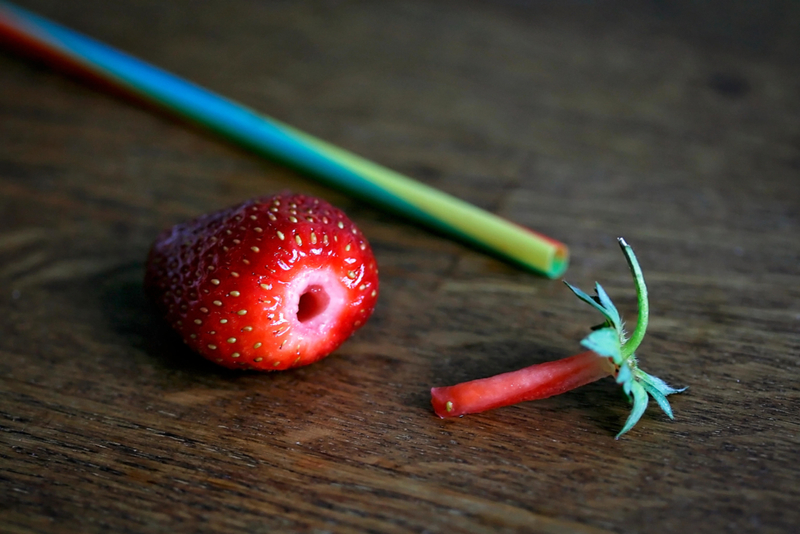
xmin=2 ymin=1 xmax=799 ymax=532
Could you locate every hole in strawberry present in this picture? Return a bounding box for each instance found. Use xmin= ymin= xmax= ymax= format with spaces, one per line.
xmin=297 ymin=285 xmax=330 ymax=323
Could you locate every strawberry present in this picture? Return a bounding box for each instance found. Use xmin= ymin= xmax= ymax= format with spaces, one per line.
xmin=145 ymin=193 xmax=379 ymax=371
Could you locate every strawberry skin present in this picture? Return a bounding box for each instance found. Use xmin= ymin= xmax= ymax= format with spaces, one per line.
xmin=145 ymin=193 xmax=379 ymax=371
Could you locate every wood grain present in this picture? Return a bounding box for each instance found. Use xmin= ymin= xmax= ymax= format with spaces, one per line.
xmin=1 ymin=1 xmax=798 ymax=532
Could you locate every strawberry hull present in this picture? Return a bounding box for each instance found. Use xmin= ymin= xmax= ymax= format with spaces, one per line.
xmin=431 ymin=351 xmax=615 ymax=418
xmin=145 ymin=194 xmax=379 ymax=371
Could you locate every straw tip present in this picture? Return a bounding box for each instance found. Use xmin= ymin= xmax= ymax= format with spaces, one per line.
xmin=548 ymin=244 xmax=570 ymax=278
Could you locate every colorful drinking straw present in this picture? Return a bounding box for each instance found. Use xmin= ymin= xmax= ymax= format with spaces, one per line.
xmin=0 ymin=1 xmax=569 ymax=277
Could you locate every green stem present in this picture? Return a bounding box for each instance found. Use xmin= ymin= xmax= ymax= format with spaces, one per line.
xmin=618 ymin=238 xmax=648 ymax=358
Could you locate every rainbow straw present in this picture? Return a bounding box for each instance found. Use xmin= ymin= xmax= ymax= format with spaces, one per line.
xmin=0 ymin=1 xmax=569 ymax=277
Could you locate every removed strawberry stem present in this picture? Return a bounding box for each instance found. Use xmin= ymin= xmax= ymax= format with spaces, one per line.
xmin=431 ymin=237 xmax=685 ymax=439
xmin=430 ymin=351 xmax=615 ymax=418
xmin=619 ymin=237 xmax=648 ymax=358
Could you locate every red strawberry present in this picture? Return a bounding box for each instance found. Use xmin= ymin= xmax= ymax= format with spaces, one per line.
xmin=144 ymin=193 xmax=379 ymax=371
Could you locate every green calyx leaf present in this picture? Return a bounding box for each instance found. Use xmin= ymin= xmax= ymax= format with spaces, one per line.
xmin=580 ymin=327 xmax=622 ymax=365
xmin=616 ymin=381 xmax=649 ymax=439
xmin=635 ymin=369 xmax=688 ymax=420
xmin=567 ymin=237 xmax=686 ymax=439
xmin=564 ymin=281 xmax=623 ymax=337
xmin=594 ymin=282 xmax=621 ymax=330
xmin=617 ymin=362 xmax=633 ymax=395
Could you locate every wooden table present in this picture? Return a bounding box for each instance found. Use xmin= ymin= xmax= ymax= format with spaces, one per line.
xmin=2 ymin=1 xmax=798 ymax=532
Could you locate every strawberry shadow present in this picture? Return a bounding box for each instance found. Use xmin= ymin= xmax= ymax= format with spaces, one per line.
xmin=93 ymin=262 xmax=252 ymax=384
